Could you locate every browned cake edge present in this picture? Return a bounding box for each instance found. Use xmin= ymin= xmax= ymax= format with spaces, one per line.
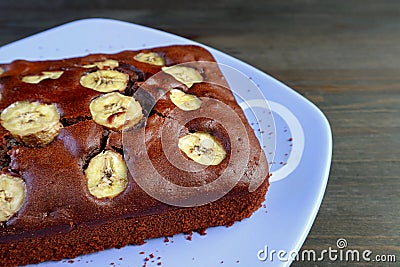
xmin=1 ymin=178 xmax=269 ymax=266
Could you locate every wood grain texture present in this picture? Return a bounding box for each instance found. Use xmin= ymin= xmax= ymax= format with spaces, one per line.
xmin=0 ymin=0 xmax=399 ymax=266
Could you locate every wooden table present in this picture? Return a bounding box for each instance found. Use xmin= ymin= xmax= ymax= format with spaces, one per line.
xmin=1 ymin=1 xmax=398 ymax=266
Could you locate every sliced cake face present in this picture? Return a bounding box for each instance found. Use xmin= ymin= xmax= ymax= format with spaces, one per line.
xmin=0 ymin=45 xmax=269 ymax=266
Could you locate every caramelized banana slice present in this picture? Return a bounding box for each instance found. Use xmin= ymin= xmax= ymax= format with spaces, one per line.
xmin=134 ymin=52 xmax=165 ymax=66
xmin=22 ymin=71 xmax=64 ymax=84
xmin=0 ymin=101 xmax=63 ymax=147
xmin=0 ymin=174 xmax=26 ymax=222
xmin=162 ymin=65 xmax=203 ymax=88
xmin=178 ymin=132 xmax=226 ymax=165
xmin=80 ymin=70 xmax=129 ymax=93
xmin=82 ymin=59 xmax=119 ymax=69
xmin=169 ymin=89 xmax=202 ymax=111
xmin=85 ymin=150 xmax=127 ymax=199
xmin=89 ymin=92 xmax=143 ymax=130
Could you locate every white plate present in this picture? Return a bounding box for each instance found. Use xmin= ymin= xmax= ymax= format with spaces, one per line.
xmin=0 ymin=18 xmax=332 ymax=267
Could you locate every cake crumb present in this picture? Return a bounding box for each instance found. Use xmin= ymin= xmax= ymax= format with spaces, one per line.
xmin=185 ymin=231 xmax=193 ymax=241
xmin=288 ymin=137 xmax=293 ymax=141
xmin=196 ymin=228 xmax=207 ymax=236
xmin=139 ymin=251 xmax=145 ymax=255
xmin=149 ymin=253 xmax=154 ymax=259
xmin=67 ymin=259 xmax=74 ymax=263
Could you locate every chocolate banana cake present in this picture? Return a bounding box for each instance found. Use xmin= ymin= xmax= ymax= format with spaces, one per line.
xmin=0 ymin=45 xmax=269 ymax=266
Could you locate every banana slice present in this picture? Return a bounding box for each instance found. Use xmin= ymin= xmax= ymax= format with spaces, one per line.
xmin=0 ymin=67 xmax=4 ymax=75
xmin=0 ymin=101 xmax=63 ymax=147
xmin=170 ymin=89 xmax=202 ymax=111
xmin=178 ymin=132 xmax=226 ymax=166
xmin=133 ymin=52 xmax=165 ymax=66
xmin=89 ymin=92 xmax=143 ymax=130
xmin=0 ymin=174 xmax=26 ymax=222
xmin=82 ymin=59 xmax=119 ymax=69
xmin=80 ymin=70 xmax=129 ymax=93
xmin=85 ymin=150 xmax=127 ymax=199
xmin=162 ymin=65 xmax=203 ymax=88
xmin=22 ymin=71 xmax=64 ymax=84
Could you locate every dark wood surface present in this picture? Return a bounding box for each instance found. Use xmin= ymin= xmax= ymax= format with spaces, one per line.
xmin=0 ymin=1 xmax=399 ymax=266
